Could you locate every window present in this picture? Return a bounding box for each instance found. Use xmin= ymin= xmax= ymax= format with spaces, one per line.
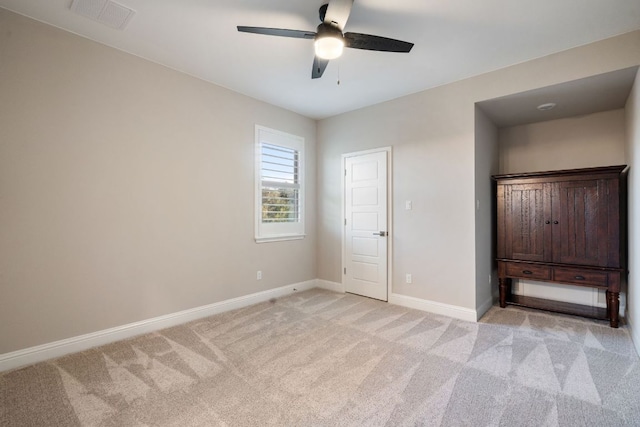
xmin=255 ymin=126 xmax=305 ymax=242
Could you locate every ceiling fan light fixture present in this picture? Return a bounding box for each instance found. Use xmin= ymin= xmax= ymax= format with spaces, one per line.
xmin=314 ymin=35 xmax=344 ymax=60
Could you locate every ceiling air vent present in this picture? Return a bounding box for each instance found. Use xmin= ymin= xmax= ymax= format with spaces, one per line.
xmin=70 ymin=0 xmax=135 ymax=30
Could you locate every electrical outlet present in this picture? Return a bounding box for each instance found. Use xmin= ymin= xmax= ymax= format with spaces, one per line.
xmin=257 ymin=270 xmax=262 ymax=280
xmin=406 ymin=273 xmax=412 ymax=284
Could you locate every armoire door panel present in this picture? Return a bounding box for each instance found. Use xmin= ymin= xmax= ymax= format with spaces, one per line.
xmin=552 ymin=179 xmax=610 ymax=267
xmin=504 ymin=183 xmax=550 ymax=262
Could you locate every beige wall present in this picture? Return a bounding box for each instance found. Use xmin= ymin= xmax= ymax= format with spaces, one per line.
xmin=625 ymin=69 xmax=640 ymax=354
xmin=474 ymin=107 xmax=499 ymax=315
xmin=317 ymin=31 xmax=640 ymax=312
xmin=497 ymin=109 xmax=627 ymax=307
xmin=499 ymin=109 xmax=627 ymax=174
xmin=0 ymin=10 xmax=317 ymax=353
xmin=318 ymin=88 xmax=478 ymax=308
xmin=2 ymin=7 xmax=640 ymax=355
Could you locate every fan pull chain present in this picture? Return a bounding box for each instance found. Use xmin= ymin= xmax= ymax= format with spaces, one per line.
xmin=337 ymin=63 xmax=341 ymax=86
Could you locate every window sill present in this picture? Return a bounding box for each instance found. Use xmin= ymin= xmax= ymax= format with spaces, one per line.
xmin=255 ymin=234 xmax=306 ymax=243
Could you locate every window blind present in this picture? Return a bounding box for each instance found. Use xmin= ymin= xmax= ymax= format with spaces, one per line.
xmin=261 ymin=143 xmax=300 ymax=223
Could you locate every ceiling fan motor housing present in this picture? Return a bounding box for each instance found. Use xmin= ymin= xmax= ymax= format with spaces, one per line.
xmin=316 ymin=23 xmax=343 ymax=40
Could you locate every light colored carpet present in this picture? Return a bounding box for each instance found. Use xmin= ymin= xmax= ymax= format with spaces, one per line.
xmin=1 ymin=289 xmax=639 ymax=426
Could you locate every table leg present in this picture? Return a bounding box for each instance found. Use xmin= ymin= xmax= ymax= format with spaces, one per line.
xmin=499 ymin=278 xmax=510 ymax=308
xmin=608 ymin=291 xmax=619 ymax=328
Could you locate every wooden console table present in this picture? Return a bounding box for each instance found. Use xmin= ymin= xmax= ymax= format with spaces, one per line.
xmin=494 ymin=165 xmax=627 ymax=327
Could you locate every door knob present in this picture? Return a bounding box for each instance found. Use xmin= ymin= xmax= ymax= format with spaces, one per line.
xmin=373 ymin=231 xmax=387 ymax=237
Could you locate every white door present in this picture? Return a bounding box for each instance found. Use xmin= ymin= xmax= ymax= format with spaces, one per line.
xmin=344 ymin=150 xmax=388 ymax=301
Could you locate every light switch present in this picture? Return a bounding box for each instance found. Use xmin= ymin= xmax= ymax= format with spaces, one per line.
xmin=405 ymin=200 xmax=412 ymax=210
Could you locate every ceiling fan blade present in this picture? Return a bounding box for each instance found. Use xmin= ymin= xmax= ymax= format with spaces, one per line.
xmin=237 ymin=26 xmax=316 ymax=39
xmin=312 ymin=56 xmax=329 ymax=79
xmin=324 ymin=0 xmax=354 ymax=30
xmin=344 ymin=32 xmax=414 ymax=52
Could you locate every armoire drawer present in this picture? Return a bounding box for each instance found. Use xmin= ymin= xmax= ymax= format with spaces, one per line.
xmin=553 ymin=267 xmax=608 ymax=287
xmin=505 ymin=263 xmax=551 ymax=280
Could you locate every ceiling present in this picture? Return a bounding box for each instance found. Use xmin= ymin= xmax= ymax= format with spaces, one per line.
xmin=1 ymin=0 xmax=639 ymax=120
xmin=478 ymin=66 xmax=640 ymax=128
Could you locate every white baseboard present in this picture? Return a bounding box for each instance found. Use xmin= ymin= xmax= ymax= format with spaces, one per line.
xmin=316 ymin=279 xmax=344 ymax=293
xmin=0 ymin=280 xmax=317 ymax=373
xmin=629 ymin=315 xmax=640 ymax=358
xmin=389 ymin=293 xmax=478 ymax=322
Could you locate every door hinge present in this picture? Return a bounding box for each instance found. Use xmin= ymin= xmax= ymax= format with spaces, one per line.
xmin=345 ymin=169 xmax=347 ymax=176
xmin=344 ymin=218 xmax=347 ymax=226
xmin=344 ymin=267 xmax=346 ymax=275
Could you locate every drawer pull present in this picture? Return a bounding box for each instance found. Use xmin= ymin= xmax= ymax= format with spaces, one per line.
xmin=522 ymin=270 xmax=533 ymax=275
xmin=574 ymin=275 xmax=585 ymax=280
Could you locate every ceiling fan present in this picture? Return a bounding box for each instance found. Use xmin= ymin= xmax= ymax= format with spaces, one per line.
xmin=237 ymin=0 xmax=414 ymax=79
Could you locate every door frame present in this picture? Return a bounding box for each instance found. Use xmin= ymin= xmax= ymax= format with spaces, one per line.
xmin=341 ymin=147 xmax=393 ymax=301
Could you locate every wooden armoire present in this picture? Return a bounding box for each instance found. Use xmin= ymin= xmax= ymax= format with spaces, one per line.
xmin=493 ymin=165 xmax=627 ymax=327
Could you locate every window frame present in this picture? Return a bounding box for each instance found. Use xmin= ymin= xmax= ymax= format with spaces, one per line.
xmin=255 ymin=125 xmax=305 ymax=243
